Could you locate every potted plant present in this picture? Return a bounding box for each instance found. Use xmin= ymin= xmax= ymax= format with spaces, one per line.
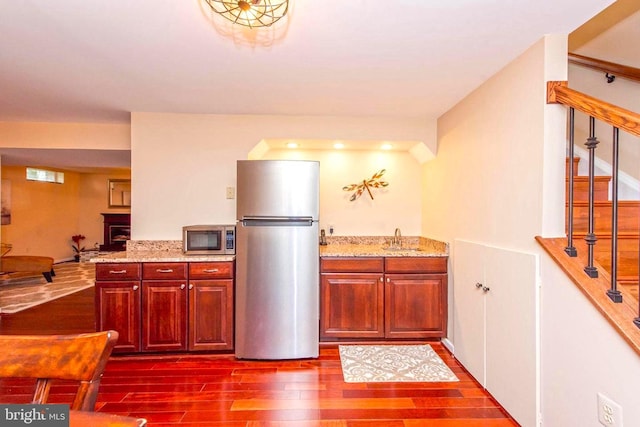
xmin=71 ymin=234 xmax=85 ymax=262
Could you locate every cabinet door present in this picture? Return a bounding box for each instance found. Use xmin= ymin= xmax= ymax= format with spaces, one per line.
xmin=385 ymin=273 xmax=447 ymax=339
xmin=188 ymin=280 xmax=234 ymax=351
xmin=95 ymin=281 xmax=141 ymax=353
xmin=320 ymin=273 xmax=384 ymax=339
xmin=484 ymin=245 xmax=538 ymax=427
xmin=142 ymin=280 xmax=188 ymax=352
xmin=452 ymin=239 xmax=487 ymax=385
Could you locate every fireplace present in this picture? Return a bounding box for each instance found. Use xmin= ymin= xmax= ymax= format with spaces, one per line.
xmin=100 ymin=213 xmax=130 ymax=251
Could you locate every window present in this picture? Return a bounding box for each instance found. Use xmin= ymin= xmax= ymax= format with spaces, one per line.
xmin=26 ymin=167 xmax=64 ymax=184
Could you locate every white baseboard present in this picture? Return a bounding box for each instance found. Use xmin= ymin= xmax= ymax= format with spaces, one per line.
xmin=442 ymin=337 xmax=454 ymax=354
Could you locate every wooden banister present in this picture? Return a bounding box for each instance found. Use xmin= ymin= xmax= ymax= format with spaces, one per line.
xmin=569 ymin=52 xmax=640 ymax=84
xmin=547 ymin=81 xmax=640 ymax=137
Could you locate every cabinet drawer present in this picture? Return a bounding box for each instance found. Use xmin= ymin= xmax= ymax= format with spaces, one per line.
xmin=384 ymin=257 xmax=447 ymax=273
xmin=321 ymin=257 xmax=384 ymax=273
xmin=143 ymin=262 xmax=187 ymax=280
xmin=189 ymin=262 xmax=234 ymax=279
xmin=95 ymin=263 xmax=141 ymax=280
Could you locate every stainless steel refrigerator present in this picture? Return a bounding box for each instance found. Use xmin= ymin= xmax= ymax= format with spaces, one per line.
xmin=235 ymin=160 xmax=320 ymax=360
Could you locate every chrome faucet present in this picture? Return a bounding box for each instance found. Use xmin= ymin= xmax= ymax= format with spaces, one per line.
xmin=391 ymin=228 xmax=402 ymax=248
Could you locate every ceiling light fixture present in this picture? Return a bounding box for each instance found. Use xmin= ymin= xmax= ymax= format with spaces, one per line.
xmin=204 ymin=0 xmax=289 ymax=28
xmin=381 ymin=143 xmax=393 ymax=150
xmin=286 ymin=142 xmax=299 ymax=149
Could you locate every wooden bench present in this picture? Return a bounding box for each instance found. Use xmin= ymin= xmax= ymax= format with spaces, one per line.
xmin=0 ymin=255 xmax=55 ymax=282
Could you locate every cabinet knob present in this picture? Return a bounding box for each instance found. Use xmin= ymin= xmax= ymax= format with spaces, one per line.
xmin=386 ymin=277 xmax=390 ymax=283
xmin=203 ymin=269 xmax=219 ymax=273
xmin=109 ymin=270 xmax=127 ymax=274
xmin=482 ymin=286 xmax=490 ymax=293
xmin=189 ymin=283 xmax=194 ymax=290
xmin=180 ymin=284 xmax=186 ymax=290
xmin=132 ymin=285 xmax=139 ymax=291
xmin=380 ymin=277 xmax=384 ymax=282
xmin=156 ymin=268 xmax=174 ymax=273
xmin=475 ymin=282 xmax=483 ymax=289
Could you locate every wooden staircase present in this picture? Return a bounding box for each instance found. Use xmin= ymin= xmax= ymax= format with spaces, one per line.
xmin=566 ymin=157 xmax=640 ymax=302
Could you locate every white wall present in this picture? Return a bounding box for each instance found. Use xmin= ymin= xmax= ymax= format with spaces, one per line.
xmin=423 ymin=35 xmax=567 ymax=249
xmin=423 ymin=35 xmax=568 ymax=426
xmin=569 ymin=9 xmax=640 ymax=181
xmin=0 ymin=121 xmax=130 ymax=149
xmin=541 ymin=256 xmax=640 ymax=426
xmin=261 ymin=148 xmax=422 ymax=236
xmin=130 ymin=113 xmax=435 ymax=240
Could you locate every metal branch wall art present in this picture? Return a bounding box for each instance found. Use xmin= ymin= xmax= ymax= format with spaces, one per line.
xmin=343 ymin=169 xmax=389 ymax=201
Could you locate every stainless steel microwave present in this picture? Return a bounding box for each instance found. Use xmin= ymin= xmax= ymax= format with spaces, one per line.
xmin=183 ymin=225 xmax=235 ymax=255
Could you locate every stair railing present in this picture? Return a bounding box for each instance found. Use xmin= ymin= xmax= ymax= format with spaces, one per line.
xmin=547 ymin=81 xmax=640 ymax=328
xmin=569 ymin=53 xmax=640 ymax=85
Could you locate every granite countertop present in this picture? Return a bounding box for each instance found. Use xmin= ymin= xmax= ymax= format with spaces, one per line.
xmin=90 ymin=236 xmax=448 ymax=263
xmin=90 ymin=250 xmax=235 ymax=263
xmin=319 ymin=236 xmax=448 ymax=257
xmin=90 ymin=240 xmax=234 ymax=263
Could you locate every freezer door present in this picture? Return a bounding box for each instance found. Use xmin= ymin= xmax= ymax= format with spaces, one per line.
xmin=235 ymin=221 xmax=319 ymax=359
xmin=237 ymin=160 xmax=319 ymax=220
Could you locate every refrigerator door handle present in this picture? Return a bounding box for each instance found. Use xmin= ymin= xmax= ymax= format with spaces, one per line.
xmin=241 ymin=216 xmax=314 ymax=227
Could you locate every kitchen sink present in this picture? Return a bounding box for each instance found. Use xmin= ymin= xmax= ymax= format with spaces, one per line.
xmin=382 ymin=246 xmax=422 ymax=252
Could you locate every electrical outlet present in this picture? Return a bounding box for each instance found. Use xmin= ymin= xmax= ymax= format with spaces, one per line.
xmin=598 ymin=393 xmax=623 ymax=426
xmin=226 ymin=187 xmax=235 ymax=199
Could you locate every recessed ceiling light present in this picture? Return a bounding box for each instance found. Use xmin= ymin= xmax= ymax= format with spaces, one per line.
xmin=334 ymin=143 xmax=345 ymax=149
xmin=286 ymin=142 xmax=299 ymax=149
xmin=381 ymin=143 xmax=393 ymax=150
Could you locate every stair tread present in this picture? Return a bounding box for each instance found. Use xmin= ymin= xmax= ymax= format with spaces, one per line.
xmin=566 ymin=175 xmax=612 ymax=182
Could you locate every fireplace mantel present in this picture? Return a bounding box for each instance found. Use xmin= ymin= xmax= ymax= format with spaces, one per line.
xmin=100 ymin=213 xmax=130 ymax=251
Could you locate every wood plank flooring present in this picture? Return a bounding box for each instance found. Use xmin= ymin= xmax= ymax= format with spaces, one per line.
xmin=0 ymin=287 xmax=519 ymax=426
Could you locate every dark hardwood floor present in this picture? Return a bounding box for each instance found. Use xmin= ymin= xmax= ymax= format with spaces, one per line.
xmin=0 ymin=288 xmax=519 ymax=426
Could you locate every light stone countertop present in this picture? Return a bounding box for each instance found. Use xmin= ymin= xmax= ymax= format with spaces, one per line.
xmin=90 ymin=250 xmax=234 ymax=263
xmin=89 ymin=236 xmax=448 ymax=263
xmin=319 ymin=236 xmax=448 ymax=257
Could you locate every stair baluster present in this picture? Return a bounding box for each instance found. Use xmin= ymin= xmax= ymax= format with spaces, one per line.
xmin=607 ymin=127 xmax=623 ymax=302
xmin=565 ymin=107 xmax=577 ymax=257
xmin=584 ymin=116 xmax=599 ymax=278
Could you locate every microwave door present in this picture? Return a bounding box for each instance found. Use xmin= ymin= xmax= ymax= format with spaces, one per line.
xmin=192 ymin=232 xmax=220 ymax=252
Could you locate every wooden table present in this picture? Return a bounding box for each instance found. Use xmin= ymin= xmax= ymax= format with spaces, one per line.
xmin=70 ymin=410 xmax=146 ymax=427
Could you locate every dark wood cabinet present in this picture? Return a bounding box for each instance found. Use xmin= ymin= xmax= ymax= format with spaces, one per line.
xmin=95 ymin=260 xmax=234 ymax=354
xmin=142 ymin=262 xmax=187 ymax=352
xmin=385 ymin=273 xmax=447 ymax=339
xmin=188 ymin=262 xmax=234 ymax=351
xmin=384 ymin=257 xmax=447 ymax=339
xmin=320 ymin=256 xmax=448 ymax=341
xmin=95 ymin=263 xmax=142 ymax=353
xmin=142 ymin=279 xmax=188 ymax=352
xmin=320 ymin=273 xmax=384 ymax=339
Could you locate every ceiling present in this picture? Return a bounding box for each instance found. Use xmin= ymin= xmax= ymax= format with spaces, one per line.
xmin=0 ymin=0 xmax=614 ymax=170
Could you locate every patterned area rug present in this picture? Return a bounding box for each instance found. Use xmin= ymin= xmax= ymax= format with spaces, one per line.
xmin=339 ymin=344 xmax=459 ymax=383
xmin=0 ymin=262 xmax=94 ymax=314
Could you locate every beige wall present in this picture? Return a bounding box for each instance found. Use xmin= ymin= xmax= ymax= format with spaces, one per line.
xmin=0 ymin=121 xmax=130 ymax=149
xmin=423 ymin=36 xmax=566 ymax=248
xmin=78 ymin=172 xmax=131 ymax=250
xmin=0 ymin=166 xmax=130 ymax=261
xmin=569 ymin=9 xmax=640 ymax=181
xmin=1 ymin=166 xmax=81 ymax=261
xmin=130 ymin=113 xmax=435 ymax=240
xmin=262 ymin=148 xmax=422 ymax=237
xmin=423 ymin=35 xmax=568 ymax=426
xmin=541 ymin=256 xmax=640 ymax=425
